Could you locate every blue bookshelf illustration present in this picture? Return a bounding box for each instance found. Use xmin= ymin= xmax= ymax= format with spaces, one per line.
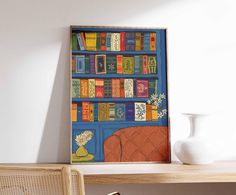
xmin=70 ymin=26 xmax=169 ymax=163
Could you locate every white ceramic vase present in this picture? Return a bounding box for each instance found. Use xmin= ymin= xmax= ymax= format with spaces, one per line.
xmin=174 ymin=113 xmax=215 ymax=165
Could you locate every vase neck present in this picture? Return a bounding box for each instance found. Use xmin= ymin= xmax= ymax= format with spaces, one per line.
xmin=187 ymin=114 xmax=206 ymax=137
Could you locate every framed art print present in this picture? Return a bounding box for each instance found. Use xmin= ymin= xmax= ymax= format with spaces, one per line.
xmin=70 ymin=26 xmax=169 ymax=163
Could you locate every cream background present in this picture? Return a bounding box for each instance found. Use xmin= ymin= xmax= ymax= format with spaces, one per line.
xmin=1 ymin=0 xmax=236 ymax=194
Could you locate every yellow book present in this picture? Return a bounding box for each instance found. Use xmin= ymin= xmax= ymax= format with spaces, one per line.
xmin=85 ymin=33 xmax=97 ymax=51
xmin=150 ymin=32 xmax=156 ymax=51
xmin=71 ymin=103 xmax=77 ymax=122
xmin=111 ymin=33 xmax=120 ymax=51
xmin=151 ymin=105 xmax=158 ymax=121
xmin=90 ymin=103 xmax=94 ymax=122
xmin=88 ymin=79 xmax=95 ymax=98
xmin=135 ymin=32 xmax=141 ymax=51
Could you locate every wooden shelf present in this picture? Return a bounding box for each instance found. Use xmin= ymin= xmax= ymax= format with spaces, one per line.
xmin=1 ymin=161 xmax=236 ymax=184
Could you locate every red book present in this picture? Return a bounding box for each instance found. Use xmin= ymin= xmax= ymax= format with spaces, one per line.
xmin=120 ymin=78 xmax=125 ymax=98
xmin=150 ymin=32 xmax=156 ymax=51
xmin=100 ymin=32 xmax=107 ymax=51
xmin=95 ymin=79 xmax=104 ymax=98
xmin=120 ymin=32 xmax=126 ymax=51
xmin=116 ymin=55 xmax=123 ymax=74
xmin=136 ymin=80 xmax=148 ymax=97
xmin=81 ymin=32 xmax=86 ymax=50
xmin=82 ymin=102 xmax=90 ymax=122
xmin=112 ymin=79 xmax=120 ymax=98
xmin=142 ymin=55 xmax=148 ymax=74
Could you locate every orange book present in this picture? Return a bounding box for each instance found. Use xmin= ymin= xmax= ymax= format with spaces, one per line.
xmin=81 ymin=32 xmax=86 ymax=50
xmin=112 ymin=79 xmax=120 ymax=98
xmin=95 ymin=79 xmax=104 ymax=98
xmin=146 ymin=105 xmax=152 ymax=121
xmin=80 ymin=79 xmax=88 ymax=98
xmin=82 ymin=102 xmax=90 ymax=122
xmin=120 ymin=78 xmax=125 ymax=98
xmin=100 ymin=32 xmax=107 ymax=51
xmin=142 ymin=55 xmax=148 ymax=74
xmin=120 ymin=32 xmax=126 ymax=51
xmin=71 ymin=103 xmax=77 ymax=122
xmin=150 ymin=32 xmax=156 ymax=51
xmin=116 ymin=55 xmax=123 ymax=74
xmin=135 ymin=32 xmax=141 ymax=51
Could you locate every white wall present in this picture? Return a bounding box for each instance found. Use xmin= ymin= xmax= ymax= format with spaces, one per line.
xmin=1 ymin=0 xmax=236 ymax=194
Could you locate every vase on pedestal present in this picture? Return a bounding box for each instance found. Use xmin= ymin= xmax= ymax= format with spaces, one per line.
xmin=174 ymin=113 xmax=215 ymax=165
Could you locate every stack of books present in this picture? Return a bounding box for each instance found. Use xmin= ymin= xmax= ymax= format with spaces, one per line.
xmin=72 ymin=78 xmax=158 ymax=98
xmin=71 ymin=102 xmax=158 ymax=122
xmin=72 ymin=54 xmax=157 ymax=74
xmin=72 ymin=32 xmax=156 ymax=51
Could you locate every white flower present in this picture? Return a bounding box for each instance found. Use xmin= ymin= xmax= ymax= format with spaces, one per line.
xmin=75 ymin=130 xmax=93 ymax=146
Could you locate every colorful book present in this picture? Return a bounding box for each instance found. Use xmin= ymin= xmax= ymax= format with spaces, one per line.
xmin=151 ymin=105 xmax=158 ymax=121
xmin=95 ymin=79 xmax=104 ymax=98
xmin=112 ymin=79 xmax=120 ymax=98
xmin=123 ymin=57 xmax=134 ymax=74
xmin=136 ymin=80 xmax=148 ymax=97
xmin=150 ymin=32 xmax=156 ymax=51
xmin=95 ymin=55 xmax=106 ymax=74
xmin=144 ymin=33 xmax=150 ymax=51
xmin=142 ymin=55 xmax=148 ymax=74
xmin=80 ymin=79 xmax=88 ymax=98
xmin=120 ymin=32 xmax=126 ymax=51
xmin=134 ymin=55 xmax=141 ymax=74
xmin=85 ymin=55 xmax=90 ymax=73
xmin=76 ymin=55 xmax=85 ymax=73
xmin=72 ymin=33 xmax=78 ymax=50
xmin=88 ymin=79 xmax=95 ymax=98
xmin=77 ymin=104 xmax=82 ymax=122
xmin=89 ymin=55 xmax=95 ymax=74
xmin=90 ymin=103 xmax=94 ymax=122
xmin=135 ymin=102 xmax=146 ymax=121
xmin=124 ymin=79 xmax=133 ymax=98
xmin=115 ymin=104 xmax=126 ymax=121
xmin=120 ymin=78 xmax=125 ymax=98
xmin=81 ymin=32 xmax=86 ymax=50
xmin=100 ymin=32 xmax=107 ymax=51
xmin=146 ymin=104 xmax=152 ymax=121
xmin=106 ymin=56 xmax=117 ymax=74
xmin=111 ymin=33 xmax=120 ymax=51
xmin=148 ymin=56 xmax=157 ymax=74
xmin=71 ymin=103 xmax=77 ymax=122
xmin=82 ymin=102 xmax=90 ymax=122
xmin=85 ymin=32 xmax=97 ymax=51
xmin=72 ymin=79 xmax=80 ymax=98
xmin=148 ymin=79 xmax=158 ymax=96
xmin=72 ymin=56 xmax=76 ymax=73
xmin=76 ymin=33 xmax=85 ymax=50
xmin=140 ymin=33 xmax=144 ymax=51
xmin=106 ymin=32 xmax=111 ymax=51
xmin=98 ymin=103 xmax=109 ymax=121
xmin=126 ymin=102 xmax=134 ymax=121
xmin=108 ymin=103 xmax=116 ymax=121
xmin=96 ymin=32 xmax=101 ymax=51
xmin=104 ymin=79 xmax=112 ymax=98
xmin=126 ymin=32 xmax=135 ymax=51
xmin=135 ymin=32 xmax=141 ymax=51
xmin=94 ymin=103 xmax=98 ymax=121
xmin=116 ymin=55 xmax=123 ymax=74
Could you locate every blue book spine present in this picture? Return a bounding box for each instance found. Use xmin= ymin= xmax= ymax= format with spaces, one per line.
xmin=94 ymin=103 xmax=98 ymax=121
xmin=76 ymin=55 xmax=85 ymax=73
xmin=144 ymin=33 xmax=150 ymax=51
xmin=106 ymin=33 xmax=111 ymax=51
xmin=76 ymin=33 xmax=85 ymax=50
xmin=89 ymin=55 xmax=95 ymax=74
xmin=134 ymin=56 xmax=140 ymax=74
xmin=126 ymin=102 xmax=134 ymax=121
xmin=77 ymin=105 xmax=82 ymax=122
xmin=126 ymin=32 xmax=135 ymax=51
xmin=115 ymin=104 xmax=126 ymax=121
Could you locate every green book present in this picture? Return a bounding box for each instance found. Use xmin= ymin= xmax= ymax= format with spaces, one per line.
xmin=72 ymin=33 xmax=78 ymax=50
xmin=106 ymin=56 xmax=117 ymax=74
xmin=148 ymin=56 xmax=157 ymax=74
xmin=148 ymin=79 xmax=158 ymax=96
xmin=72 ymin=79 xmax=80 ymax=98
xmin=123 ymin=57 xmax=134 ymax=74
xmin=96 ymin=32 xmax=101 ymax=51
xmin=85 ymin=55 xmax=90 ymax=73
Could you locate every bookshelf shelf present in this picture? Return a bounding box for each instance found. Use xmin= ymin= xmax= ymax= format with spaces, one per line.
xmin=72 ymin=74 xmax=158 ymax=79
xmin=72 ymin=50 xmax=156 ymax=55
xmin=72 ymin=98 xmax=149 ymax=102
xmin=70 ymin=26 xmax=169 ymax=164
